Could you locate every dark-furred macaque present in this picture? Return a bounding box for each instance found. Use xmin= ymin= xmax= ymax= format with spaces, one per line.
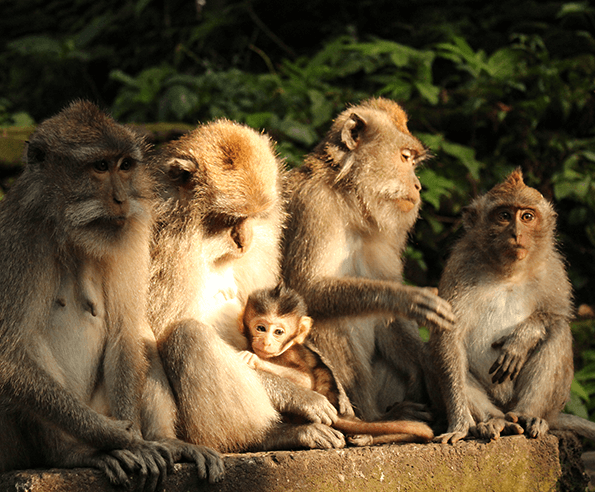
xmin=149 ymin=119 xmax=344 ymax=453
xmin=282 ymin=97 xmax=455 ymax=423
xmin=239 ymin=285 xmax=434 ymax=444
xmin=0 ymin=101 xmax=223 ymax=490
xmin=431 ymin=169 xmax=595 ymax=444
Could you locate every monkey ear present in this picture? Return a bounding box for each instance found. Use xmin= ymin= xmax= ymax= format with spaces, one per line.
xmin=341 ymin=112 xmax=367 ymax=151
xmin=294 ymin=316 xmax=313 ymax=344
xmin=165 ymin=158 xmax=194 ymax=188
xmin=25 ymin=141 xmax=46 ymax=166
xmin=461 ymin=205 xmax=478 ymax=229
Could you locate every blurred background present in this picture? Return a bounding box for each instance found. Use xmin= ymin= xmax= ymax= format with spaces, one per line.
xmin=1 ymin=0 xmax=595 ymax=434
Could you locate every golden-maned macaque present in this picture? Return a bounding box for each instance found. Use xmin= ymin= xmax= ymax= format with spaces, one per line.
xmin=149 ymin=119 xmax=345 ymax=452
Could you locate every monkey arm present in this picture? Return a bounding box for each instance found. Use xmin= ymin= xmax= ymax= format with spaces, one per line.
xmin=294 ymin=277 xmax=454 ymax=331
xmin=240 ymin=351 xmax=314 ymax=389
xmin=489 ymin=312 xmax=549 ymax=384
xmin=256 ymin=370 xmax=338 ymax=425
xmin=0 ymin=345 xmax=136 ymax=449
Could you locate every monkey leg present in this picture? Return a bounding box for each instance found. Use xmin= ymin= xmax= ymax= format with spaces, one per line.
xmin=465 ymin=375 xmax=522 ymax=441
xmin=508 ymin=320 xmax=573 ymax=439
xmin=375 ymin=317 xmax=429 ymax=415
xmin=158 ymin=319 xmax=280 ymax=453
xmin=0 ymin=414 xmax=35 ymax=473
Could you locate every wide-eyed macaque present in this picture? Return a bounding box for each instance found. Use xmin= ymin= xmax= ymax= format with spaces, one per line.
xmin=149 ymin=119 xmax=344 ymax=453
xmin=281 ymin=98 xmax=455 ymax=423
xmin=239 ymin=284 xmax=435 ymax=444
xmin=431 ymin=169 xmax=595 ymax=444
xmin=0 ymin=101 xmax=223 ymax=489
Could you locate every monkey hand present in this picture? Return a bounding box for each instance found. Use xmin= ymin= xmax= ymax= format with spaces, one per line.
xmin=291 ymin=423 xmax=346 ymax=449
xmin=280 ymin=386 xmax=338 ymax=426
xmin=108 ymin=439 xmax=175 ymax=492
xmin=400 ymin=286 xmax=455 ymax=332
xmin=489 ymin=335 xmax=530 ymax=384
xmin=157 ymin=438 xmax=225 ymax=483
xmin=238 ymin=350 xmax=260 ymax=369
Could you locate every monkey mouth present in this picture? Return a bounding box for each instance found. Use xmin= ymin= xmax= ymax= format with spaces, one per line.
xmin=89 ymin=216 xmax=129 ymax=229
xmin=395 ymin=198 xmax=418 ymax=212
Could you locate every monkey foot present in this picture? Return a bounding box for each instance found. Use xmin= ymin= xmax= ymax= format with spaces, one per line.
xmin=472 ymin=417 xmax=523 ymax=441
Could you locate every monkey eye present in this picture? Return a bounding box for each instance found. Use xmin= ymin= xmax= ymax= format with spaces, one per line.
xmin=120 ymin=158 xmax=134 ymax=171
xmin=274 ymin=328 xmax=285 ymax=336
xmin=93 ymin=159 xmax=109 ymax=172
xmin=401 ymin=149 xmax=413 ymax=163
xmin=256 ymin=325 xmax=267 ymax=332
xmin=521 ymin=211 xmax=535 ymax=222
xmin=497 ymin=210 xmax=512 ymax=222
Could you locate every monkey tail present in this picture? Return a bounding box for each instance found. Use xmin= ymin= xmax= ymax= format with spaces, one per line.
xmin=333 ymin=416 xmax=434 ymax=441
xmin=553 ymin=413 xmax=595 ymax=441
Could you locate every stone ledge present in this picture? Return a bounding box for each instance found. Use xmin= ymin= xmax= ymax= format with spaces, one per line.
xmin=0 ymin=432 xmax=588 ymax=492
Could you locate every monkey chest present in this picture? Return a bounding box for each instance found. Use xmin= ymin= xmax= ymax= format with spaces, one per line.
xmin=338 ymin=232 xmax=401 ymax=280
xmin=463 ymin=284 xmax=533 ymax=385
xmin=43 ymin=268 xmax=107 ymax=400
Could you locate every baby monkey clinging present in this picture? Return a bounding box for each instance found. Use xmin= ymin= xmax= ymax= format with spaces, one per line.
xmin=240 ymin=284 xmax=434 ymax=444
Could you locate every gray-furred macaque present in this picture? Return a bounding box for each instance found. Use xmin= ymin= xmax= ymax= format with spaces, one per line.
xmin=149 ymin=119 xmax=345 ymax=453
xmin=281 ymin=98 xmax=455 ymax=423
xmin=239 ymin=284 xmax=435 ymax=444
xmin=431 ymin=169 xmax=595 ymax=444
xmin=0 ymin=101 xmax=223 ymax=490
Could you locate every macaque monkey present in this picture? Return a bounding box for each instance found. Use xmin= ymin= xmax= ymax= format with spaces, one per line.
xmin=282 ymin=98 xmax=455 ymax=422
xmin=239 ymin=284 xmax=435 ymax=444
xmin=431 ymin=169 xmax=595 ymax=444
xmin=0 ymin=101 xmax=223 ymax=489
xmin=149 ymin=119 xmax=344 ymax=453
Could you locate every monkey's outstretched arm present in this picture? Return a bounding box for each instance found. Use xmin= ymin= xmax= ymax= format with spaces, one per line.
xmin=489 ymin=312 xmax=549 ymax=384
xmin=296 ymin=277 xmax=454 ymax=331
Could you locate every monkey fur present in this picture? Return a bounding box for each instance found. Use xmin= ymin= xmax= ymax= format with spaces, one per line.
xmin=0 ymin=101 xmax=223 ymax=489
xmin=431 ymin=168 xmax=595 ymax=444
xmin=239 ymin=285 xmax=434 ymax=444
xmin=149 ymin=119 xmax=345 ymax=453
xmin=282 ymin=97 xmax=455 ymax=422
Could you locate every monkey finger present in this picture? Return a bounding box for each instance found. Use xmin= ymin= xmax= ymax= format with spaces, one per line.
xmin=182 ymin=444 xmax=225 ymax=483
xmin=306 ymin=423 xmax=345 ymax=449
xmin=491 ymin=336 xmax=507 ymax=349
xmin=110 ymin=448 xmax=143 ymax=475
xmin=488 ymin=355 xmax=505 ymax=376
xmin=96 ymin=453 xmax=134 ymax=488
xmin=501 ymin=420 xmax=524 ymax=437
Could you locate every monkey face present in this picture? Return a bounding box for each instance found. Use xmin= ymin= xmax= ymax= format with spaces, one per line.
xmin=25 ymin=101 xmax=153 ymax=248
xmin=247 ymin=315 xmax=293 ymax=358
xmin=487 ymin=206 xmax=541 ymax=261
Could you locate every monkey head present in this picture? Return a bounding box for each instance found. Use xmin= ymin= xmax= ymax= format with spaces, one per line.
xmin=241 ymin=284 xmax=313 ymax=358
xmin=462 ymin=168 xmax=557 ymax=272
xmin=310 ymin=98 xmax=427 ymax=230
xmin=24 ymin=100 xmax=153 ymax=253
xmin=157 ymin=120 xmax=282 ymax=257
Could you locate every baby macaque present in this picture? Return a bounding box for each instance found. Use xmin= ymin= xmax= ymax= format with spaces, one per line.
xmin=239 ymin=284 xmax=434 ymax=444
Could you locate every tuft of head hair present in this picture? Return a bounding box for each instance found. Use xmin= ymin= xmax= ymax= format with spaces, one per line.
xmin=246 ymin=283 xmax=308 ymax=319
xmin=355 ymin=97 xmax=411 ymax=135
xmin=26 ymin=100 xmax=148 ymax=170
xmin=462 ymin=168 xmax=557 ymax=236
xmin=161 ymin=119 xmax=280 ymax=217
